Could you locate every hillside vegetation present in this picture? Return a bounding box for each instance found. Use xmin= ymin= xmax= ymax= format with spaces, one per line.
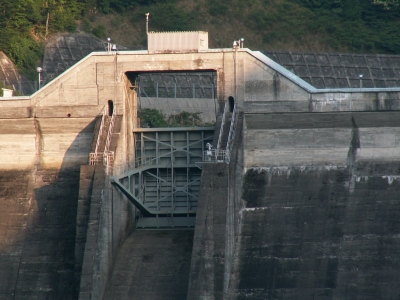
xmin=1 ymin=0 xmax=400 ymax=78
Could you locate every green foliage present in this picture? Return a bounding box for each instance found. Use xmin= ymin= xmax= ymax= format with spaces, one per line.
xmin=111 ymin=15 xmax=124 ymax=28
xmin=293 ymin=0 xmax=400 ymax=53
xmin=83 ymin=17 xmax=92 ymax=32
xmin=97 ymin=0 xmax=112 ymax=13
xmin=92 ymin=24 xmax=107 ymax=38
xmin=4 ymin=0 xmax=400 ymax=78
xmin=246 ymin=1 xmax=315 ymax=46
xmin=207 ymin=0 xmax=229 ymax=16
xmin=138 ymin=108 xmax=168 ymax=128
xmin=0 ymin=0 xmax=84 ymax=76
xmin=373 ymin=0 xmax=400 ymax=9
xmin=133 ymin=2 xmax=199 ymax=31
xmin=138 ymin=109 xmax=211 ymax=128
xmin=168 ymin=112 xmax=203 ymax=127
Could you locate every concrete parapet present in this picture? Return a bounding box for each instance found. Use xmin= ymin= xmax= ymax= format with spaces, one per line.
xmin=244 ymin=111 xmax=400 ymax=168
xmin=0 ymin=117 xmax=96 ymax=170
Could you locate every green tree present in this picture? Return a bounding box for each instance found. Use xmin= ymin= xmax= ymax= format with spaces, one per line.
xmin=138 ymin=108 xmax=168 ymax=128
xmin=168 ymin=112 xmax=204 ymax=127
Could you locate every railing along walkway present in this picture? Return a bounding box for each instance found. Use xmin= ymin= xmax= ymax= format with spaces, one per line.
xmin=113 ymin=156 xmax=157 ymax=177
xmin=203 ymin=149 xmax=228 ymax=163
xmin=89 ymin=105 xmax=117 ymax=174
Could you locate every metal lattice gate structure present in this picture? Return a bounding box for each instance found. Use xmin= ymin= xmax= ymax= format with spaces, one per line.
xmin=112 ymin=127 xmax=214 ymax=228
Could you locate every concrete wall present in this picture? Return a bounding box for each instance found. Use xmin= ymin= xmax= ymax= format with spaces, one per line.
xmin=186 ymin=50 xmax=400 ymax=299
xmin=188 ymin=113 xmax=244 ymax=299
xmin=187 ymin=162 xmax=229 ymax=300
xmin=0 ymin=50 xmax=139 ymax=299
xmin=3 ymin=47 xmax=400 ymax=299
xmin=2 ymin=49 xmax=400 ymax=117
xmin=0 ymin=111 xmax=95 ymax=298
xmin=78 ymin=166 xmax=136 ymax=300
xmin=218 ymin=111 xmax=400 ymax=299
xmin=77 ymin=74 xmax=138 ymax=300
xmin=0 ymin=117 xmax=95 ymax=169
xmin=104 ymin=229 xmax=194 ymax=299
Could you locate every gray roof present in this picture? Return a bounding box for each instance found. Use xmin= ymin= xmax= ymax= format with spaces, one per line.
xmin=263 ymin=51 xmax=400 ymax=89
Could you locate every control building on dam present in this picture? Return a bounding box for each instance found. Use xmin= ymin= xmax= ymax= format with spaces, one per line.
xmin=2 ymin=31 xmax=400 ymax=299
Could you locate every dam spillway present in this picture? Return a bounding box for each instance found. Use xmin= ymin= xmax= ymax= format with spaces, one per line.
xmin=2 ymin=40 xmax=400 ymax=299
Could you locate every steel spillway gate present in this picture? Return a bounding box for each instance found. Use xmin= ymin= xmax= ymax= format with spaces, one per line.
xmin=112 ymin=127 xmax=214 ymax=228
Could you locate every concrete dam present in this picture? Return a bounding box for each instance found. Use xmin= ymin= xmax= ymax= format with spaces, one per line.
xmin=2 ymin=35 xmax=400 ymax=299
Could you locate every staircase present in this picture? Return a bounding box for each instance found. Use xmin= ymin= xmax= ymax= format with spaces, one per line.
xmin=89 ymin=105 xmax=116 ymax=172
xmin=204 ymin=102 xmax=235 ymax=163
xmin=89 ymin=116 xmax=110 ymax=164
xmin=218 ymin=113 xmax=232 ymax=151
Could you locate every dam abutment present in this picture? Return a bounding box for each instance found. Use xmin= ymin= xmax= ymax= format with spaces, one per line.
xmin=3 ymin=46 xmax=400 ymax=299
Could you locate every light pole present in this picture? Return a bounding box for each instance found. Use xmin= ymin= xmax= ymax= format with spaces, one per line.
xmin=240 ymin=38 xmax=244 ymax=48
xmin=233 ymin=41 xmax=238 ymax=101
xmin=145 ymin=13 xmax=150 ymax=34
xmin=36 ymin=67 xmax=42 ymax=90
xmin=145 ymin=13 xmax=150 ymax=50
xmin=107 ymin=37 xmax=111 ymax=52
xmin=359 ymin=74 xmax=363 ymax=90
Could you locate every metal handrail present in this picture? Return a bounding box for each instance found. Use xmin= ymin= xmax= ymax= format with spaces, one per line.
xmin=216 ymin=102 xmax=227 ymax=151
xmin=104 ymin=105 xmax=116 ymax=154
xmin=104 ymin=151 xmax=114 ymax=175
xmin=203 ymin=149 xmax=228 ymax=163
xmin=89 ymin=153 xmax=103 ymax=165
xmin=93 ymin=106 xmax=107 ymax=158
xmin=103 ymin=105 xmax=117 ymax=173
xmin=112 ymin=156 xmax=157 ymax=176
xmin=134 ymin=156 xmax=157 ymax=168
xmin=225 ymin=104 xmax=237 ymax=163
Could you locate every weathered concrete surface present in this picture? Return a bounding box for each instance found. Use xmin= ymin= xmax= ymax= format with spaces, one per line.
xmin=187 ymin=163 xmax=229 ymax=300
xmin=78 ymin=166 xmax=136 ymax=300
xmin=227 ymin=165 xmax=400 ymax=300
xmin=0 ymin=49 xmax=322 ymax=115
xmin=0 ymin=167 xmax=81 ymax=299
xmin=103 ymin=229 xmax=194 ymax=300
xmin=4 ymin=44 xmax=400 ymax=300
xmin=220 ymin=112 xmax=400 ymax=299
xmin=75 ymin=165 xmax=95 ymax=294
xmin=188 ymin=113 xmax=244 ymax=300
xmin=0 ymin=117 xmax=96 ymax=169
xmin=0 ymin=115 xmax=96 ymax=299
xmin=0 ymin=54 xmax=138 ymax=299
xmin=244 ymin=111 xmax=400 ymax=168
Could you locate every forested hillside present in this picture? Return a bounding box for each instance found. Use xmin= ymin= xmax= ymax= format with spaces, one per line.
xmin=1 ymin=0 xmax=400 ymax=78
